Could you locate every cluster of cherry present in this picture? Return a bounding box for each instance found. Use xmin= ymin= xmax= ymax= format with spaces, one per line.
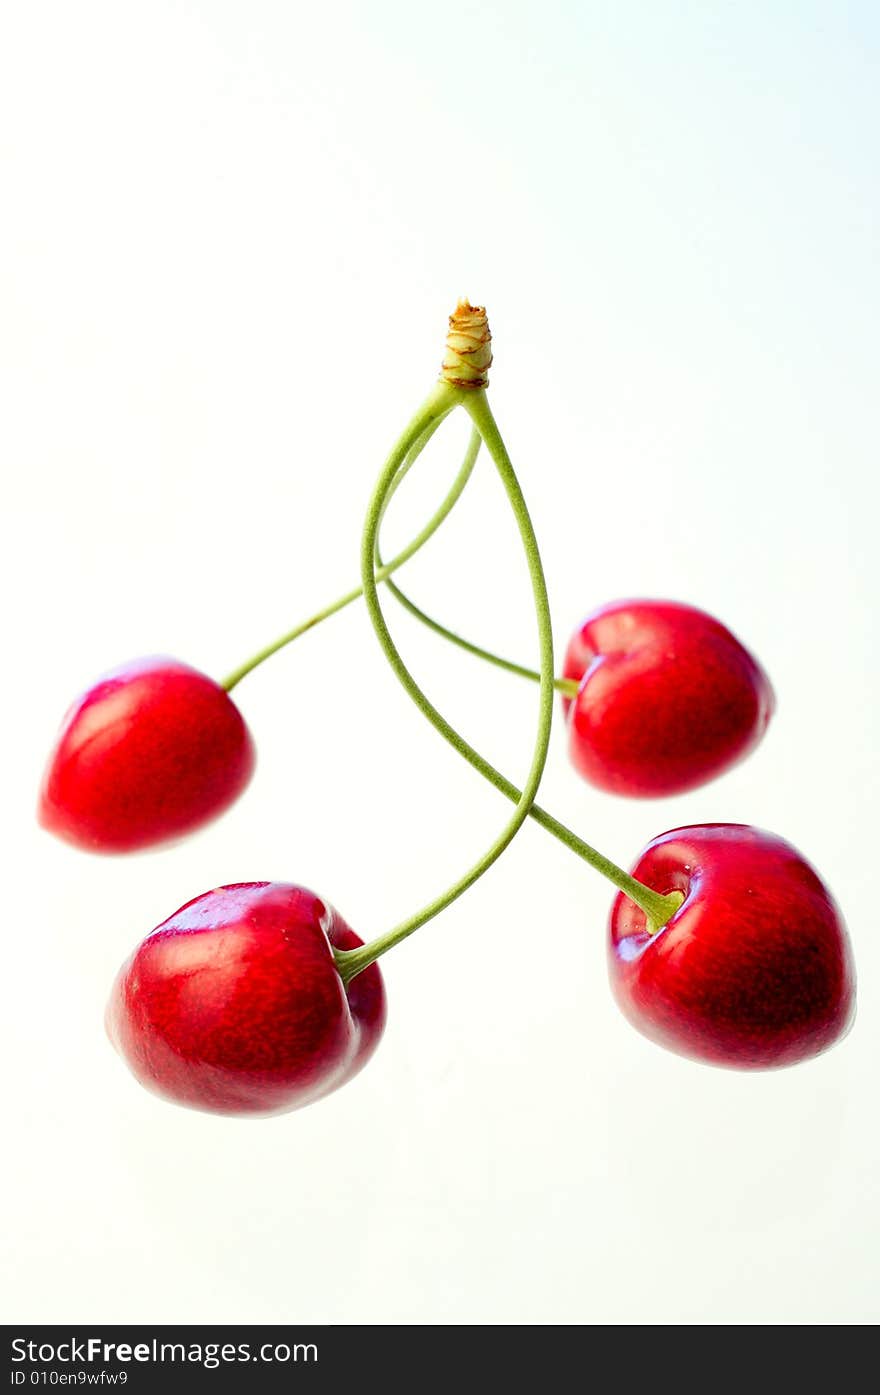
xmin=38 ymin=303 xmax=855 ymax=1118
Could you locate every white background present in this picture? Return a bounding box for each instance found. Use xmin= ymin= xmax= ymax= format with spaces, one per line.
xmin=2 ymin=1 xmax=878 ymax=1325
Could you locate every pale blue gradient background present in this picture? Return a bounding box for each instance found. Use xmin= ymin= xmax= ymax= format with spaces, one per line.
xmin=2 ymin=2 xmax=878 ymax=1323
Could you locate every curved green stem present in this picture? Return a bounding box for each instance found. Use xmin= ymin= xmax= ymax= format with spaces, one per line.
xmin=220 ymin=408 xmax=477 ymax=692
xmin=221 ymin=408 xmax=580 ymax=701
xmin=335 ymin=387 xmax=555 ymax=985
xmin=337 ymin=391 xmax=681 ymax=985
xmin=383 ymin=576 xmax=580 ymax=698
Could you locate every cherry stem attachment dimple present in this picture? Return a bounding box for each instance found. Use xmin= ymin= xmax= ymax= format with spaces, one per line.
xmin=335 ymin=381 xmax=556 ymax=986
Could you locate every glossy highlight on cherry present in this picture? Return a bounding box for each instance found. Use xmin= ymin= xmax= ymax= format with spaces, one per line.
xmin=38 ymin=657 xmax=256 ymax=853
xmin=563 ymin=599 xmax=775 ymax=797
xmin=106 ymin=883 xmax=386 ymax=1115
xmin=609 ymin=824 xmax=855 ymax=1068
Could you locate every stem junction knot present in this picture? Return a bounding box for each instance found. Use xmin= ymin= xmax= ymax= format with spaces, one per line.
xmin=440 ymin=300 xmax=492 ymax=390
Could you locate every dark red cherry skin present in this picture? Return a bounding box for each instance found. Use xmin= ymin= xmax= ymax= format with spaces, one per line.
xmin=562 ymin=600 xmax=775 ymax=797
xmin=38 ymin=656 xmax=256 ymax=852
xmin=609 ymin=825 xmax=855 ymax=1069
xmin=106 ymin=883 xmax=386 ymax=1115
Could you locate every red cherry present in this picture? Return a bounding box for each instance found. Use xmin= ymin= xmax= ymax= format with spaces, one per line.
xmin=106 ymin=883 xmax=386 ymax=1115
xmin=562 ymin=599 xmax=775 ymax=797
xmin=38 ymin=656 xmax=256 ymax=853
xmin=609 ymin=824 xmax=855 ymax=1069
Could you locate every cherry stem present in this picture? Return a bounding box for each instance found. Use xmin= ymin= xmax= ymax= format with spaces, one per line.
xmin=336 ymin=390 xmax=681 ymax=986
xmin=382 ymin=575 xmax=580 ymax=698
xmin=335 ymin=382 xmax=556 ymax=985
xmin=220 ymin=407 xmax=476 ymax=693
xmin=221 ymin=413 xmax=580 ymax=700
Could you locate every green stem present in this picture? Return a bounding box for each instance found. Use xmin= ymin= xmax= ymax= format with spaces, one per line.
xmin=221 ymin=406 xmax=581 ymax=700
xmin=383 ymin=576 xmax=580 ymax=698
xmin=335 ymin=386 xmax=555 ymax=985
xmin=337 ymin=392 xmax=681 ymax=985
xmin=220 ymin=408 xmax=476 ymax=692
